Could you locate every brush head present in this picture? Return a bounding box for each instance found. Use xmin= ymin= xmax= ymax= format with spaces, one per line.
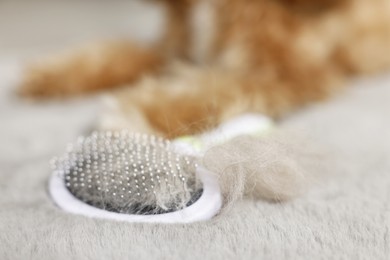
xmin=51 ymin=131 xmax=203 ymax=215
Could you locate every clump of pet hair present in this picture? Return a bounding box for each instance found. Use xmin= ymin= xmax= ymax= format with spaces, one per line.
xmin=203 ymin=133 xmax=317 ymax=206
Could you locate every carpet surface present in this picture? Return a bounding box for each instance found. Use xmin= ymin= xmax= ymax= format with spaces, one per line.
xmin=1 ymin=59 xmax=389 ymax=260
xmin=0 ymin=2 xmax=390 ymax=259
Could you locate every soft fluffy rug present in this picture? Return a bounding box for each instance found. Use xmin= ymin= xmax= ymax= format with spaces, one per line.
xmin=0 ymin=58 xmax=389 ymax=259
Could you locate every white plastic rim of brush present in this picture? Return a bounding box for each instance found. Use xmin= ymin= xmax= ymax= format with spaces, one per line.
xmin=49 ymin=166 xmax=222 ymax=224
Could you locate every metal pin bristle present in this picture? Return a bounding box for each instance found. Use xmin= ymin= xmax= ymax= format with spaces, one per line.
xmin=51 ymin=131 xmax=202 ymax=215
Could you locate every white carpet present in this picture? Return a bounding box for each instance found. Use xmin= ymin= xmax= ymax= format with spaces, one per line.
xmin=1 ymin=1 xmax=390 ymax=259
xmin=1 ymin=59 xmax=389 ymax=259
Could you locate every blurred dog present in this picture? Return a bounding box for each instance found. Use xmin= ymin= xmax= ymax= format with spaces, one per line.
xmin=19 ymin=0 xmax=390 ymax=138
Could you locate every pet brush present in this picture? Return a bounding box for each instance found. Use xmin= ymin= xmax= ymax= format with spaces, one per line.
xmin=49 ymin=113 xmax=273 ymax=223
xmin=49 ymin=131 xmax=222 ymax=223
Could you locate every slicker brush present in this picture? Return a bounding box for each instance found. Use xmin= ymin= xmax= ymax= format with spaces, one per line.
xmin=49 ymin=130 xmax=222 ymax=223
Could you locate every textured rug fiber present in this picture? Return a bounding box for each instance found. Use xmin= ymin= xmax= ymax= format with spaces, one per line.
xmin=0 ymin=2 xmax=390 ymax=259
xmin=1 ymin=58 xmax=389 ymax=259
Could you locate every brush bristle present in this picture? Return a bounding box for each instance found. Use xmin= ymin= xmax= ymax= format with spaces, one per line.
xmin=51 ymin=131 xmax=202 ymax=215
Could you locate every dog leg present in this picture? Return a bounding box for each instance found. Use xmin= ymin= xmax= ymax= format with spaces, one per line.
xmin=18 ymin=41 xmax=163 ymax=97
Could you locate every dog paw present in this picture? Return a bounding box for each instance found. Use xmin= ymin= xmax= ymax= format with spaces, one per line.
xmin=17 ymin=57 xmax=85 ymax=98
xmin=17 ymin=67 xmax=59 ymax=97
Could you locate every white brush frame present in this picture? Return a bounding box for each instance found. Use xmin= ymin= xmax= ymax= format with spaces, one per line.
xmin=49 ymin=166 xmax=222 ymax=223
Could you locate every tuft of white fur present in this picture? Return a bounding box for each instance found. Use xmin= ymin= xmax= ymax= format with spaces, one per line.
xmin=97 ymin=94 xmax=155 ymax=135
